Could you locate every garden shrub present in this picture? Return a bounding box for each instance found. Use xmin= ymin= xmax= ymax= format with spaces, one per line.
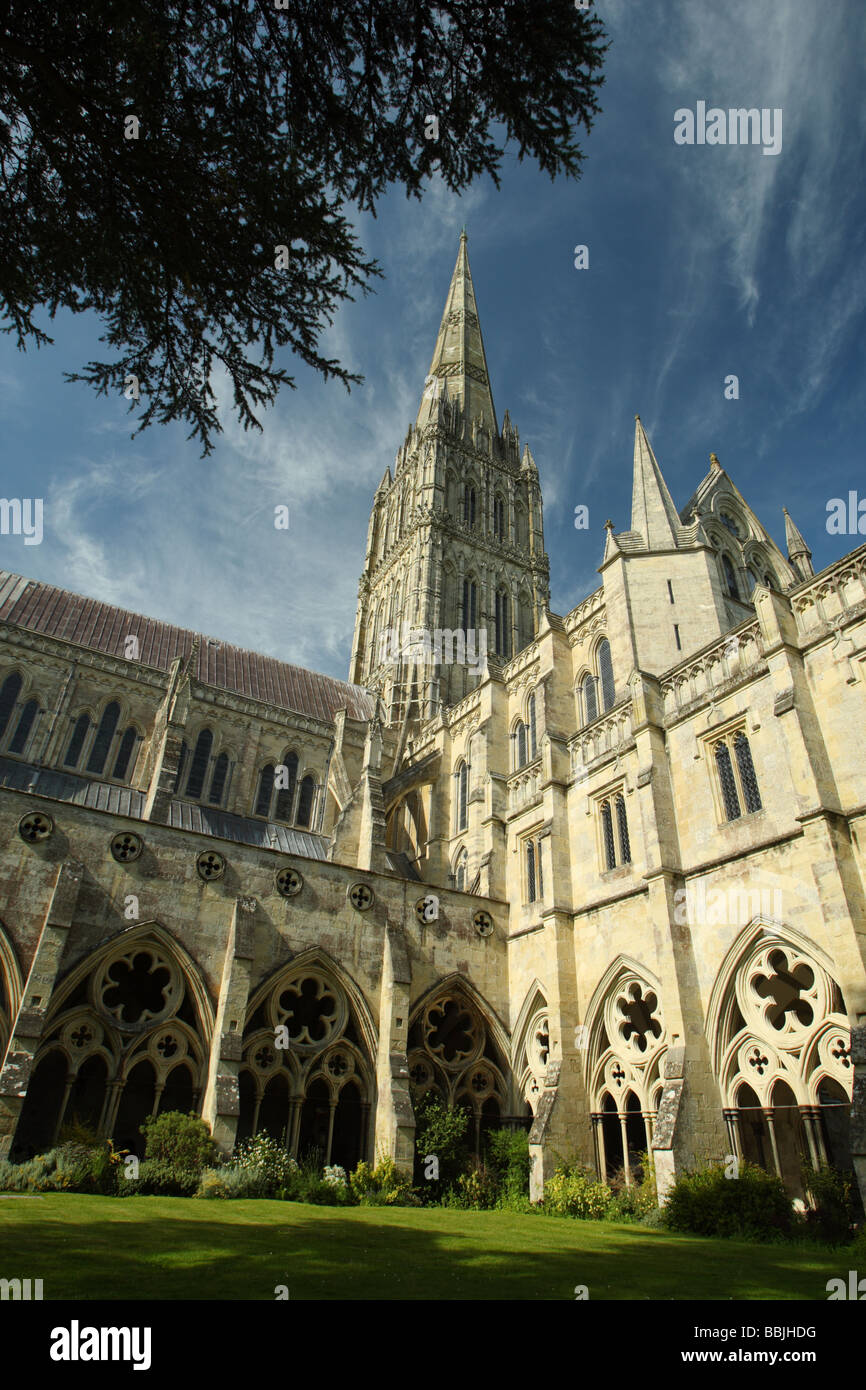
xmin=412 ymin=1095 xmax=470 ymax=1200
xmin=132 ymin=1159 xmax=202 ymax=1196
xmin=543 ymin=1162 xmax=613 ymax=1220
xmin=801 ymin=1163 xmax=858 ymax=1245
xmin=140 ymin=1111 xmax=216 ymax=1174
xmin=349 ymin=1156 xmax=417 ymax=1206
xmin=485 ymin=1128 xmax=531 ymax=1206
xmin=232 ymin=1134 xmax=299 ymax=1198
xmin=442 ymin=1165 xmax=499 ymax=1210
xmin=662 ymin=1161 xmax=793 ymax=1240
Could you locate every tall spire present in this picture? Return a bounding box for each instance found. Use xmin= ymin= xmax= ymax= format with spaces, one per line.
xmin=630 ymin=415 xmax=683 ymax=549
xmin=416 ymin=231 xmax=498 ymax=434
xmin=783 ymin=506 xmax=814 ymax=580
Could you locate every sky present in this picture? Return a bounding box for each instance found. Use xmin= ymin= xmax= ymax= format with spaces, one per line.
xmin=1 ymin=0 xmax=865 ymax=682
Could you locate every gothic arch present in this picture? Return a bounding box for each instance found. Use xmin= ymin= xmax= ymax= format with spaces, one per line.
xmin=583 ymin=956 xmax=667 ymax=1182
xmin=511 ymin=982 xmax=550 ymax=1115
xmin=407 ymin=975 xmax=512 ymax=1148
xmin=11 ymin=922 xmax=213 ymax=1158
xmin=0 ymin=921 xmax=23 ymax=1067
xmin=245 ymin=947 xmax=378 ymax=1063
xmin=707 ymin=921 xmax=852 ymax=1193
xmin=238 ymin=949 xmax=376 ymax=1167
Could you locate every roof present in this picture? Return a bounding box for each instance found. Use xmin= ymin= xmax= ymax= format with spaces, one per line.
xmin=0 ymin=572 xmax=375 ymax=725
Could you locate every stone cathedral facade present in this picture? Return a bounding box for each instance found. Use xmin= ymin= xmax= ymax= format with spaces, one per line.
xmin=1 ymin=233 xmax=864 ymax=1207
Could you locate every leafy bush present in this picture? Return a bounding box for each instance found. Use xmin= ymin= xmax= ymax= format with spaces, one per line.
xmin=0 ymin=1141 xmax=123 ymax=1194
xmin=412 ymin=1095 xmax=470 ymax=1200
xmin=802 ymin=1163 xmax=858 ymax=1245
xmin=232 ymin=1134 xmax=299 ymax=1198
xmin=195 ymin=1164 xmax=264 ymax=1199
xmin=323 ymin=1164 xmax=347 ymax=1188
xmin=662 ymin=1161 xmax=793 ymax=1240
xmin=442 ymin=1165 xmax=500 ymax=1210
xmin=130 ymin=1159 xmax=202 ymax=1196
xmin=543 ymin=1162 xmax=614 ymax=1220
xmin=349 ymin=1156 xmax=417 ymax=1206
xmin=606 ymin=1154 xmax=657 ymax=1222
xmin=140 ymin=1111 xmax=216 ymax=1174
xmin=485 ymin=1128 xmax=531 ymax=1206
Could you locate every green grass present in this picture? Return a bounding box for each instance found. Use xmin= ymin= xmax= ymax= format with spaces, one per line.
xmin=0 ymin=1194 xmax=845 ymax=1300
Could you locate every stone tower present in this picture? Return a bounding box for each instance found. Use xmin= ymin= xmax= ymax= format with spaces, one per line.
xmin=348 ymin=232 xmax=550 ymax=723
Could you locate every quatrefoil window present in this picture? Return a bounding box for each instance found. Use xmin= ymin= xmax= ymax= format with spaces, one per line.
xmin=611 ymin=1062 xmax=626 ymax=1087
xmin=275 ymin=867 xmax=303 ymax=897
xmin=18 ymin=811 xmax=53 ymax=843
xmin=278 ymin=977 xmax=337 ymax=1046
xmin=255 ymin=1044 xmax=275 ymax=1070
xmin=747 ymin=1046 xmax=769 ymax=1075
xmin=101 ymin=952 xmax=171 ymax=1025
xmin=830 ymin=1038 xmax=851 ymax=1068
xmin=156 ymin=1034 xmax=178 ymax=1058
xmin=70 ymin=1025 xmax=93 ymax=1049
xmin=409 ymin=1059 xmax=432 ymax=1087
xmin=753 ymin=951 xmax=814 ymax=1031
xmin=616 ymin=983 xmax=662 ymax=1054
xmin=425 ymin=998 xmax=477 ymax=1064
xmin=327 ymin=1052 xmax=349 ymax=1077
xmin=349 ymin=882 xmax=374 ymax=911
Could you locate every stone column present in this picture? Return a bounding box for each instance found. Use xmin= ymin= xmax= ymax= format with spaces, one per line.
xmin=201 ymin=896 xmax=256 ymax=1156
xmin=0 ymin=859 xmax=84 ymax=1159
xmin=373 ymin=922 xmax=415 ymax=1173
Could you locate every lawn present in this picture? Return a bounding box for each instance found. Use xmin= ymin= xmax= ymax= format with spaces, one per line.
xmin=0 ymin=1194 xmax=843 ymax=1300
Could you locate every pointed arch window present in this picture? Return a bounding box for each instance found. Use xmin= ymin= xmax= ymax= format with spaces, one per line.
xmin=528 ymin=692 xmax=537 ymax=759
xmin=462 ymin=578 xmax=477 ymax=632
xmin=525 ymin=836 xmax=544 ymax=904
xmin=493 ymin=496 xmax=505 ymax=540
xmin=456 ymin=761 xmax=468 ymax=832
xmin=599 ymin=640 xmax=615 ymax=711
xmin=711 ymin=728 xmax=762 ymax=821
xmin=734 ymin=732 xmax=762 ymax=813
xmin=64 ymin=713 xmax=91 ymax=769
xmin=494 ymin=589 xmax=510 ymax=658
xmin=255 ymin=764 xmax=275 ymax=818
xmin=454 ymin=847 xmax=468 ymax=892
xmin=463 ymin=485 xmax=476 ymax=529
xmin=599 ymin=792 xmax=631 ymax=871
xmin=173 ymin=740 xmax=188 ymax=793
xmin=208 ymin=751 xmax=230 ymax=806
xmin=8 ymin=698 xmax=38 ymax=755
xmin=601 ymin=798 xmax=616 ymax=870
xmin=515 ymin=721 xmax=528 ymax=770
xmin=0 ymin=672 xmax=22 ymax=739
xmin=296 ymin=775 xmax=316 ymax=828
xmin=274 ymin=752 xmax=298 ymax=822
xmin=582 ymin=673 xmax=598 ymax=725
xmin=715 ymin=742 xmax=740 ymax=820
xmin=86 ymin=701 xmax=120 ymax=775
xmin=112 ymin=727 xmax=139 ymax=782
xmin=722 ymin=555 xmax=740 ymax=600
xmin=185 ymin=728 xmax=213 ymax=800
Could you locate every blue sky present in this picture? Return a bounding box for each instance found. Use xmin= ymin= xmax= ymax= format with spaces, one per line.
xmin=1 ymin=0 xmax=865 ymax=681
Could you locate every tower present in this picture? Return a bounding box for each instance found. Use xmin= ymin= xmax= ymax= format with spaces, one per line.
xmin=349 ymin=232 xmax=550 ymax=722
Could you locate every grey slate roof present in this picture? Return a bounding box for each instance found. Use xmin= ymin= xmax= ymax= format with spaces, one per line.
xmin=0 ymin=571 xmax=375 ymax=725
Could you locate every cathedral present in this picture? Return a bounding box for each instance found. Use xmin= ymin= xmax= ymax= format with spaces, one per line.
xmin=0 ymin=232 xmax=864 ymax=1207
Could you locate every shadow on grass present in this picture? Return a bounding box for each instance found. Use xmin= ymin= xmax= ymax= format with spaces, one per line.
xmin=0 ymin=1196 xmax=844 ymax=1301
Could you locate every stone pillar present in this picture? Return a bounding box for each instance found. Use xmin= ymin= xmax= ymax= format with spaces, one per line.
xmin=201 ymin=896 xmax=256 ymax=1155
xmin=850 ymin=1023 xmax=866 ymax=1208
xmin=0 ymin=859 xmax=83 ymax=1159
xmin=373 ymin=922 xmax=415 ymax=1173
